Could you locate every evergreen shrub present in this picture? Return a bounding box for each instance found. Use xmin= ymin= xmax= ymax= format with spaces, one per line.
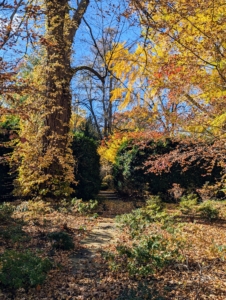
xmin=0 ymin=131 xmax=15 ymax=202
xmin=47 ymin=231 xmax=74 ymax=250
xmin=0 ymin=250 xmax=52 ymax=290
xmin=113 ymin=138 xmax=223 ymax=201
xmin=198 ymin=201 xmax=220 ymax=221
xmin=71 ymin=132 xmax=101 ymax=200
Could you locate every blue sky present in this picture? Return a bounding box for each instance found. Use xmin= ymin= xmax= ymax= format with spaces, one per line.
xmin=72 ymin=0 xmax=141 ymax=65
xmin=0 ymin=0 xmax=141 ymax=66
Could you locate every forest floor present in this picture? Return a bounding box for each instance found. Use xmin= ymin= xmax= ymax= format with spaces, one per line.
xmin=0 ymin=198 xmax=226 ymax=299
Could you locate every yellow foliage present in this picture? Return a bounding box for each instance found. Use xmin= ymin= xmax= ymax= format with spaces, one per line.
xmin=12 ymin=52 xmax=75 ymax=198
xmin=106 ymin=0 xmax=226 ymax=138
xmin=98 ymin=135 xmax=128 ymax=164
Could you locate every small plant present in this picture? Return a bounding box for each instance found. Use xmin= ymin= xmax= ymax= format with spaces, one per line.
xmin=116 ymin=208 xmax=149 ymax=238
xmin=0 ymin=203 xmax=14 ymax=223
xmin=72 ymin=198 xmax=98 ymax=215
xmin=0 ymin=250 xmax=52 ymax=291
xmin=57 ymin=198 xmax=73 ymax=213
xmin=102 ymin=175 xmax=114 ymax=189
xmin=179 ymin=194 xmax=199 ymax=214
xmin=91 ymin=213 xmax=99 ymax=219
xmin=47 ymin=231 xmax=74 ymax=250
xmin=116 ymin=196 xmax=169 ymax=238
xmin=78 ymin=225 xmax=87 ymax=231
xmin=28 ymin=200 xmax=53 ymax=214
xmin=146 ymin=195 xmax=165 ymax=212
xmin=145 ymin=195 xmax=169 ymax=221
xmin=107 ymin=235 xmax=183 ymax=277
xmin=198 ymin=201 xmax=220 ymax=221
xmin=15 ymin=201 xmax=29 ymax=212
xmin=0 ymin=224 xmax=30 ymax=244
xmin=15 ymin=200 xmax=53 ymax=216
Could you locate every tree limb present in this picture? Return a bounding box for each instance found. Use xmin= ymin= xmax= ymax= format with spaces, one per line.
xmin=184 ymin=93 xmax=213 ymax=118
xmin=72 ymin=65 xmax=105 ymax=83
xmin=68 ymin=0 xmax=90 ymax=44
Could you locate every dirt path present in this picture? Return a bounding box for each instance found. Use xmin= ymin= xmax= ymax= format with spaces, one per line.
xmin=66 ymin=199 xmax=144 ymax=299
xmin=70 ymin=217 xmax=120 ymax=276
xmin=71 ymin=196 xmax=142 ymax=266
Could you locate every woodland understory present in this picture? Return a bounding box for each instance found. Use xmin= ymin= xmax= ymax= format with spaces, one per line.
xmin=0 ymin=198 xmax=225 ymax=300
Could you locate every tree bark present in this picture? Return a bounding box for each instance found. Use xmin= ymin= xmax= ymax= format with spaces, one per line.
xmin=43 ymin=0 xmax=90 ymax=195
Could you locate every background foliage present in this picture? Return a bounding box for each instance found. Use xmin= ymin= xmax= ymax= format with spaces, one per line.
xmin=71 ymin=132 xmax=101 ymax=200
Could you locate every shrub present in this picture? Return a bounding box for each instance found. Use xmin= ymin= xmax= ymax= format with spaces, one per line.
xmin=116 ymin=196 xmax=168 ymax=237
xmin=71 ymin=132 xmax=101 ymax=200
xmin=102 ymin=175 xmax=114 ymax=189
xmin=72 ymin=198 xmax=98 ymax=215
xmin=179 ymin=194 xmax=199 ymax=215
xmin=47 ymin=231 xmax=74 ymax=250
xmin=113 ymin=138 xmax=223 ymax=201
xmin=0 ymin=250 xmax=52 ymax=290
xmin=100 ymin=182 xmax=108 ymax=190
xmin=108 ymin=235 xmax=183 ymax=277
xmin=198 ymin=201 xmax=220 ymax=221
xmin=0 ymin=203 xmax=14 ymax=223
xmin=0 ymin=224 xmax=29 ymax=244
xmin=0 ymin=131 xmax=15 ymax=202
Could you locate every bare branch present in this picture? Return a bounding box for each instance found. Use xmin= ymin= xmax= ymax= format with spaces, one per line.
xmin=184 ymin=93 xmax=214 ymax=118
xmin=72 ymin=65 xmax=105 ymax=83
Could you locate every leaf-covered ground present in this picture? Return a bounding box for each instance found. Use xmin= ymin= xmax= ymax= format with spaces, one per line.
xmin=0 ymin=199 xmax=225 ymax=299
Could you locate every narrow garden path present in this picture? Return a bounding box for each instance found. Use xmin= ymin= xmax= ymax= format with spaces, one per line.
xmin=68 ymin=193 xmax=138 ymax=299
xmin=71 ymin=217 xmax=119 ymax=275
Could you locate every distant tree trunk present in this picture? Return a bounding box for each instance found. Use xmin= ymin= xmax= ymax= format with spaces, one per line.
xmin=108 ymin=75 xmax=113 ymax=135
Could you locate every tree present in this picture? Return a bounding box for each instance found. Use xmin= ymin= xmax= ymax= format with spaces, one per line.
xmin=0 ymin=1 xmax=29 ymax=107
xmin=127 ymin=0 xmax=226 ymax=138
xmin=105 ymin=42 xmax=190 ymax=136
xmin=73 ymin=27 xmax=125 ymax=139
xmin=2 ymin=0 xmax=106 ymax=198
xmin=36 ymin=0 xmax=91 ymax=197
xmin=1 ymin=0 xmax=135 ymax=198
xmin=100 ymin=0 xmax=226 ymax=193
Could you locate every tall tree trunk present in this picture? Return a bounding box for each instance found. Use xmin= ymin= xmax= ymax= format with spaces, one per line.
xmin=41 ymin=0 xmax=89 ymax=197
xmin=45 ymin=0 xmax=72 ymax=168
